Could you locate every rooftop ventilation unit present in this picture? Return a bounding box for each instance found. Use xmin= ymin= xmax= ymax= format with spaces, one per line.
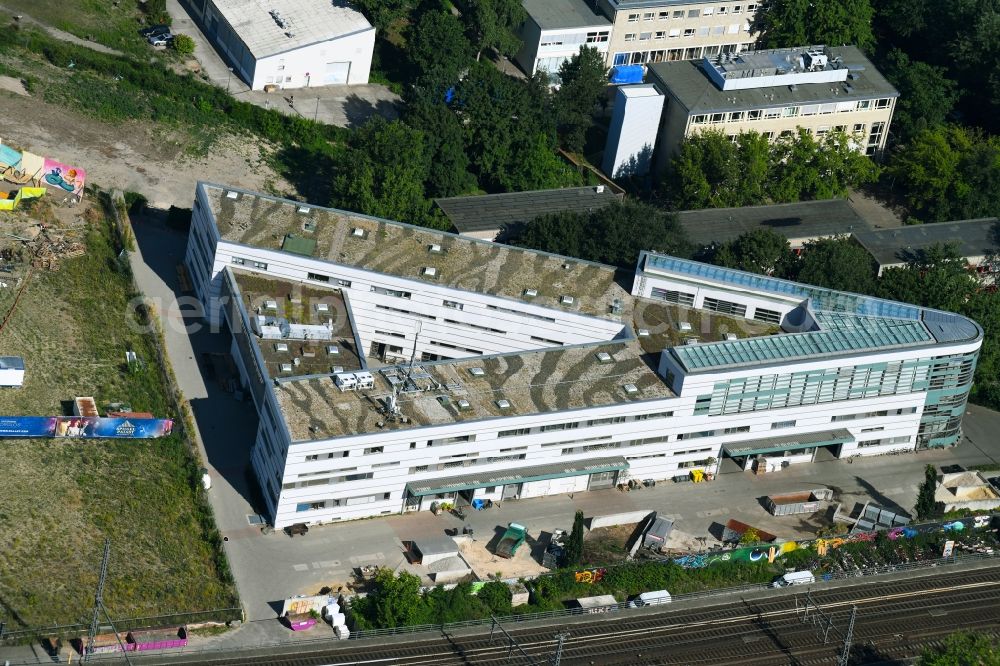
xmin=677 ymin=321 xmax=692 ymax=331
xmin=264 ymin=299 xmax=278 ymax=310
xmin=422 ymin=267 xmax=437 ymax=277
xmin=595 ymin=351 xmax=612 ymax=363
xmin=428 ymin=243 xmax=442 ymax=253
xmin=280 ymin=363 xmax=293 ymax=373
xmin=684 ymin=337 xmax=699 ymax=346
xmin=523 ymin=288 xmax=538 ymax=297
xmin=225 ymin=190 xmax=239 ymax=199
xmin=331 ymin=365 xmax=344 ymax=373
xmin=562 ymin=262 xmax=575 ymax=270
xmin=297 ymin=206 xmax=310 ymax=214
xmin=293 ymin=357 xmax=301 ymax=366
xmin=495 ymin=399 xmax=511 ymax=410
xmin=326 ymin=345 xmax=339 ymax=355
xmin=469 ymin=367 xmax=486 ymax=377
xmin=561 ymin=295 xmax=575 ymax=305
xmin=611 ymin=298 xmax=623 ymax=315
xmin=355 ymin=371 xmax=375 ymax=390
xmin=723 ymin=332 xmax=738 ymax=341
xmin=352 ymin=227 xmax=365 ymax=237
xmin=315 ymin=303 xmax=329 ymax=313
xmin=637 ymin=328 xmax=650 ymax=337
xmin=274 ymin=342 xmax=289 ymax=352
xmin=334 ymin=372 xmax=358 ymax=391
xmin=457 ymin=399 xmax=471 ymax=410
xmin=623 ymin=383 xmax=639 ymax=395
xmin=595 ymin=185 xmax=605 ymax=193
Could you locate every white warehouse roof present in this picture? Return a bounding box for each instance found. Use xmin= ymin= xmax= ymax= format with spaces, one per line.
xmin=211 ymin=0 xmax=373 ymax=58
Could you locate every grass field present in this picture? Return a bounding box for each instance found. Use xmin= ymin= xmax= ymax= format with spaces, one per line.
xmin=4 ymin=0 xmax=164 ymax=57
xmin=0 ymin=198 xmax=238 ymax=632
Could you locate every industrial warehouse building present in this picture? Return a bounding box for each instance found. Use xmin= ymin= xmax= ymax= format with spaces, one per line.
xmin=185 ymin=182 xmax=982 ymax=528
xmin=183 ymin=0 xmax=374 ymax=89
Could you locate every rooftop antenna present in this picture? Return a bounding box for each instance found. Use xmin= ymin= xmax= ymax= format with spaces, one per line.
xmin=388 ymin=321 xmax=421 ymax=416
xmin=85 ymin=540 xmax=132 ymax=664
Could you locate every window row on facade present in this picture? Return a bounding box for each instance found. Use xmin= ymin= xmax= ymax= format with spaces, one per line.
xmin=690 ymin=98 xmax=894 ymax=127
xmin=625 ymin=4 xmax=758 ymax=21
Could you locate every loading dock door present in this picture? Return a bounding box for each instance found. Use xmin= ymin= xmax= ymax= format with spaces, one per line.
xmin=324 ymin=61 xmax=351 ymax=84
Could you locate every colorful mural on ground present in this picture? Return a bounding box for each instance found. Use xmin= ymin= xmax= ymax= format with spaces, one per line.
xmin=0 ymin=416 xmax=173 ymax=439
xmin=0 ymin=142 xmax=86 ymax=207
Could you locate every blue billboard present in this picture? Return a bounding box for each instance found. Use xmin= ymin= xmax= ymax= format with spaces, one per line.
xmin=0 ymin=416 xmax=174 ymax=439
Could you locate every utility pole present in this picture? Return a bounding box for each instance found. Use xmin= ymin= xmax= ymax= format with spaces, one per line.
xmin=837 ymin=605 xmax=857 ymax=666
xmin=84 ymin=540 xmax=133 ymax=665
xmin=551 ymin=632 xmax=569 ymax=666
xmin=487 ymin=615 xmax=539 ymax=665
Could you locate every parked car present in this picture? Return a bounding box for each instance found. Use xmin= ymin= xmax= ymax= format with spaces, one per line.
xmin=147 ymin=32 xmax=173 ymax=47
xmin=140 ymin=24 xmax=171 ymax=38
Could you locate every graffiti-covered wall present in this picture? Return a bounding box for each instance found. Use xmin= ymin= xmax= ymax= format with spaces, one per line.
xmin=0 ymin=141 xmax=86 ymax=207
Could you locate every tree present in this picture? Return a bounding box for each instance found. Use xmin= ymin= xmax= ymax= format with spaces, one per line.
xmin=712 ymin=228 xmax=797 ymax=277
xmin=352 ymin=0 xmax=414 ymax=32
xmin=667 ymin=130 xmax=740 ymax=209
xmin=877 ymin=243 xmax=978 ymax=313
xmin=921 ymin=631 xmax=1000 ymax=665
xmin=880 ymin=49 xmax=959 ymax=143
xmin=739 ymin=528 xmax=760 ymax=545
xmin=404 ymin=91 xmax=477 ymax=197
xmin=406 ymin=8 xmax=474 ymax=83
xmin=171 ymin=34 xmax=195 ymax=55
xmin=750 ymin=0 xmax=875 ymax=51
xmin=476 ymin=581 xmax=513 ymax=615
xmin=796 ymin=237 xmax=877 ymax=294
xmin=462 ymin=0 xmax=526 ymax=60
xmin=553 ymin=46 xmax=608 ymax=153
xmin=562 ymin=510 xmax=585 ymax=567
xmin=888 ymin=125 xmax=1000 ymax=223
xmin=769 ymin=130 xmax=879 ymax=203
xmin=357 ymin=568 xmax=426 ymax=628
xmin=509 ymin=200 xmax=690 ymax=269
xmin=333 ymin=118 xmax=443 ymax=228
xmin=914 ymin=464 xmax=944 ymax=520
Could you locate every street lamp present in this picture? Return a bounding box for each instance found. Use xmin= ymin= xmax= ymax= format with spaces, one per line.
xmin=226 ymin=67 xmax=233 ymax=93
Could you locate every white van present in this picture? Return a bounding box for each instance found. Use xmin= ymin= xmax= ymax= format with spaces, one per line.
xmin=773 ymin=571 xmax=815 ymax=588
xmin=628 ymin=590 xmax=672 ymax=608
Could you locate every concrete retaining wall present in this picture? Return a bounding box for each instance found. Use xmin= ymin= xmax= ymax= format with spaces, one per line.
xmin=588 ymin=510 xmax=653 ymax=530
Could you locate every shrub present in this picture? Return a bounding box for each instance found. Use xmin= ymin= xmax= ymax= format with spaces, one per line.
xmin=172 ymin=34 xmax=195 ymax=55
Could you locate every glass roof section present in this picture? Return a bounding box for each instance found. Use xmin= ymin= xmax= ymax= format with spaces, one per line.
xmin=673 ymin=313 xmax=932 ymax=372
xmin=644 ymin=254 xmax=922 ymax=320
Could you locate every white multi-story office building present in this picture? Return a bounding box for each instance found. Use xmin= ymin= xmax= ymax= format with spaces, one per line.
xmin=185 ymin=183 xmax=982 ymax=527
xmin=515 ymin=0 xmax=612 ymax=81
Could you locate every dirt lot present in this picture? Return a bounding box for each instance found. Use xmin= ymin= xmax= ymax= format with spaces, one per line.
xmin=0 ymin=90 xmax=289 ymax=208
xmin=459 ymin=527 xmax=549 ymax=580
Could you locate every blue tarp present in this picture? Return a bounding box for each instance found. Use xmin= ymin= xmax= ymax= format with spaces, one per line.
xmin=609 ymin=65 xmax=644 ymax=84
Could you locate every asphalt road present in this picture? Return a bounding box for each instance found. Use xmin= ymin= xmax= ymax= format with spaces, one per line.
xmin=126 ymin=563 xmax=1000 ymax=665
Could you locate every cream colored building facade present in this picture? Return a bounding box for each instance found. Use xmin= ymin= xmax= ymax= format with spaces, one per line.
xmin=597 ymin=0 xmax=757 ymax=67
xmin=648 ymin=46 xmax=897 ymax=172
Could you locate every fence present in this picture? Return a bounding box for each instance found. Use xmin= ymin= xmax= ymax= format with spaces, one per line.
xmin=0 ymin=607 xmax=242 ymax=645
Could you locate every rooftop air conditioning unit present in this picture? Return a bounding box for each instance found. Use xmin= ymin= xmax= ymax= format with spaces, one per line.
xmin=226 ymin=190 xmax=239 ymax=200
xmin=623 ymin=383 xmax=639 ymax=394
xmin=469 ymin=367 xmax=486 ymax=377
xmin=561 ymin=295 xmax=575 ymax=305
xmin=355 ymin=371 xmax=375 ymax=389
xmin=423 ymin=267 xmax=437 ymax=277
xmin=684 ymin=337 xmax=699 ymax=346
xmin=457 ymin=399 xmax=471 ymax=410
xmin=297 ymin=206 xmax=310 ymax=214
xmin=595 ymin=352 xmax=612 ymax=363
xmin=428 ymin=244 xmax=442 ymax=253
xmin=280 ymin=363 xmax=293 ymax=373
xmin=326 ymin=345 xmax=339 ymax=355
xmin=495 ymin=399 xmax=511 ymax=410
xmin=524 ymin=288 xmax=538 ymax=297
xmin=274 ymin=342 xmax=289 ymax=352
xmin=677 ymin=321 xmax=692 ymax=331
xmin=723 ymin=332 xmax=738 ymax=341
xmin=334 ymin=372 xmax=358 ymax=391
xmin=331 ymin=365 xmax=344 ymax=373
xmin=352 ymin=228 xmax=365 ymax=237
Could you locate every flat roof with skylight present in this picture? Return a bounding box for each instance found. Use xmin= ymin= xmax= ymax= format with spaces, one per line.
xmin=204 ymin=183 xmax=628 ymax=319
xmin=274 ymin=339 xmax=674 ymax=442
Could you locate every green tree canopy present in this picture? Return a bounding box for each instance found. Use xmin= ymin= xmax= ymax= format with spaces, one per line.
xmin=920 ymin=631 xmax=1000 ymax=665
xmin=711 ymin=228 xmax=797 ymax=277
xmin=877 ymin=243 xmax=978 ymax=313
xmin=795 ymin=236 xmax=877 ymax=294
xmin=888 ymin=125 xmax=1000 ymax=223
xmin=509 ymin=200 xmax=690 ymax=269
xmin=665 ymin=130 xmax=878 ymax=210
xmin=353 ymin=0 xmax=414 ymax=32
xmin=914 ymin=465 xmax=944 ymax=520
xmin=333 ymin=117 xmax=443 ymax=228
xmin=553 ymin=46 xmax=608 ymax=153
xmin=562 ymin=510 xmax=586 ymax=567
xmin=462 ymin=0 xmax=526 ymax=60
xmin=403 ymin=91 xmax=478 ymax=198
xmin=750 ymin=0 xmax=875 ymax=50
xmin=476 ymin=581 xmax=513 ymax=615
xmin=355 ymin=568 xmax=426 ymax=628
xmin=406 ymin=8 xmax=474 ymax=83
xmin=881 ymin=49 xmax=960 ymax=143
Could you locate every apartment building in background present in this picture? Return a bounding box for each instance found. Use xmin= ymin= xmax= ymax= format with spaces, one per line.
xmin=185 ymin=183 xmax=980 ymax=527
xmin=516 ymin=0 xmax=612 ymax=81
xmin=597 ymin=0 xmax=757 ymax=67
xmin=648 ymin=45 xmax=898 ymax=170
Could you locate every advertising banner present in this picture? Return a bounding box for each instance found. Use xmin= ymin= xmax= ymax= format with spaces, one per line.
xmin=0 ymin=416 xmax=173 ymax=439
xmin=41 ymin=158 xmax=85 ymax=197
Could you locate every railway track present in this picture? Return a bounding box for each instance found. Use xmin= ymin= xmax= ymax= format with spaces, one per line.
xmin=134 ymin=567 xmax=1000 ymax=666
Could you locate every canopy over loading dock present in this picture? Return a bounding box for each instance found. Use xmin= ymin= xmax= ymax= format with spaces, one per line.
xmin=724 ymin=429 xmax=854 ymax=464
